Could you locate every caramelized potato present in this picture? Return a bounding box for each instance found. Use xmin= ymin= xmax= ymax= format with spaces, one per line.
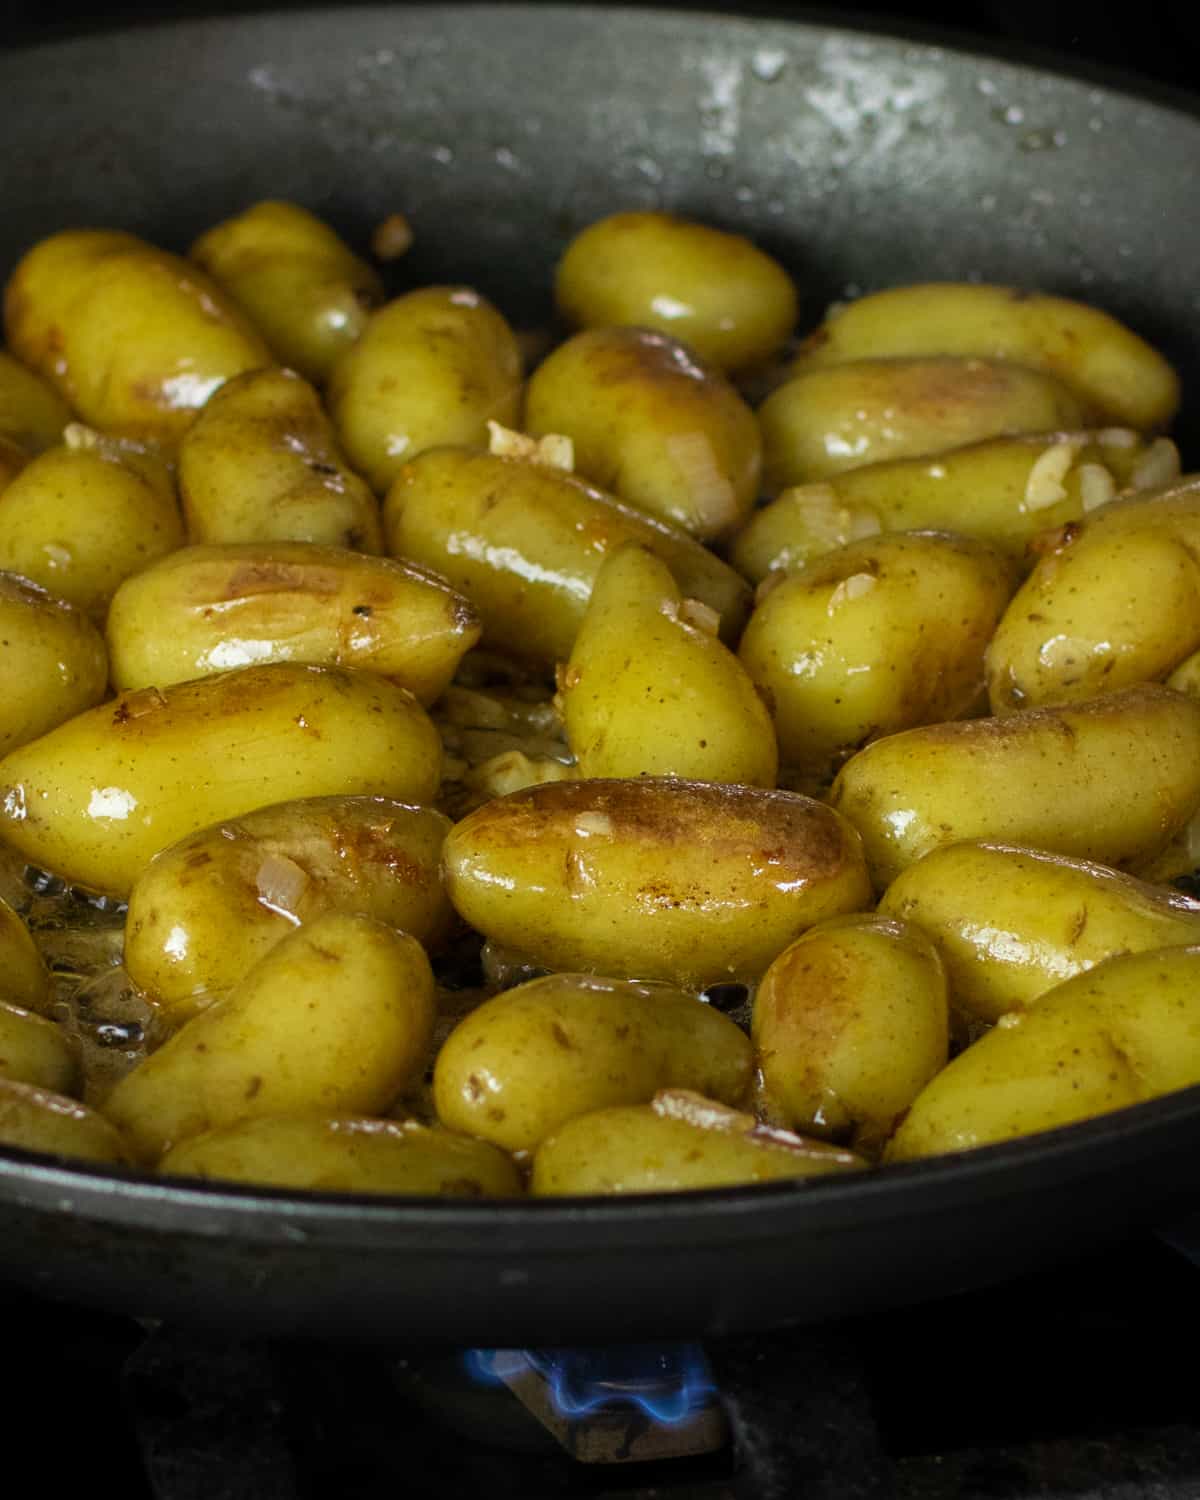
xmin=191 ymin=200 xmax=384 ymax=384
xmin=0 ymin=572 xmax=107 ymax=755
xmin=327 ymin=287 xmax=522 ymax=493
xmin=555 ymin=210 xmax=797 ymax=372
xmin=0 ymin=896 xmax=50 ymax=1016
xmin=0 ymin=1078 xmax=130 ymax=1165
xmin=0 ymin=662 xmax=442 ymax=897
xmin=444 ymin=778 xmax=872 ymax=987
xmin=0 ymin=1000 xmax=79 ymax=1094
xmin=106 ymin=541 xmax=479 ymax=700
xmin=0 ymin=350 xmax=71 ymax=453
xmin=178 ymin=366 xmax=382 ymax=552
xmin=525 ymin=326 xmax=761 ymax=540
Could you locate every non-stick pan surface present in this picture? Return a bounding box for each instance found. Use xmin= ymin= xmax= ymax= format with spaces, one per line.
xmin=3 ymin=4 xmax=1200 ymax=1345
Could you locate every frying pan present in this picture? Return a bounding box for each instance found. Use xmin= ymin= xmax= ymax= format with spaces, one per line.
xmin=3 ymin=3 xmax=1200 ymax=1346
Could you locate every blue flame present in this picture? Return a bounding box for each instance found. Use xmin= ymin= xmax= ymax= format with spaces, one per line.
xmin=464 ymin=1344 xmax=715 ymax=1426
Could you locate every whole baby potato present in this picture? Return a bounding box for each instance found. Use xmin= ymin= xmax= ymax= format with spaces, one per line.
xmin=4 ymin=229 xmax=271 ymax=450
xmin=160 ymin=1114 xmax=523 ymax=1196
xmin=124 ymin=795 xmax=453 ymax=1019
xmin=829 ymin=684 xmax=1200 ymax=889
xmin=0 ymin=661 xmax=442 ymax=897
xmin=106 ymin=540 xmax=479 ymax=701
xmin=0 ymin=572 xmax=107 ymax=755
xmin=555 ymin=210 xmax=798 ymax=373
xmin=0 ymin=896 xmax=50 ymax=1016
xmin=986 ymin=479 xmax=1200 ymax=712
xmin=525 ymin=326 xmax=761 ymax=540
xmin=0 ymin=428 xmax=183 ymax=617
xmin=753 ymin=914 xmax=948 ymax=1150
xmin=0 ymin=1078 xmax=130 ymax=1165
xmin=0 ymin=1000 xmax=78 ymax=1094
xmin=739 ymin=531 xmax=1014 ymax=779
xmin=560 ymin=544 xmax=777 ymax=786
xmin=433 ymin=973 xmax=753 ymax=1154
xmin=886 ymin=945 xmax=1200 ymax=1160
xmin=758 ymin=357 xmax=1089 ymax=491
xmin=792 ymin=282 xmax=1180 ymax=431
xmin=104 ymin=912 xmax=437 ymax=1163
xmin=178 ymin=366 xmax=382 ymax=552
xmin=443 ymin=778 xmax=872 ymax=987
xmin=532 ymin=1089 xmax=864 ymax=1195
xmin=191 ymin=200 xmax=384 ymax=384
xmin=327 ymin=286 xmax=522 ymax=493
xmin=0 ymin=350 xmax=71 ymax=453
xmin=383 ymin=446 xmax=750 ymax=664
xmin=879 ymin=841 xmax=1200 ymax=1024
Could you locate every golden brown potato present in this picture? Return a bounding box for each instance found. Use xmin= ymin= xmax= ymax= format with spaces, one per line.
xmin=0 ymin=571 xmax=108 ymax=755
xmin=4 ymin=229 xmax=271 ymax=450
xmin=555 ymin=210 xmax=797 ymax=372
xmin=190 ymin=200 xmax=384 ymax=384
xmin=443 ymin=778 xmax=872 ymax=987
xmin=178 ymin=366 xmax=382 ymax=552
xmin=105 ymin=540 xmax=479 ymax=701
xmin=0 ymin=1000 xmax=78 ymax=1094
xmin=0 ymin=350 xmax=71 ymax=452
xmin=0 ymin=662 xmax=443 ymax=897
xmin=524 ymin=326 xmax=761 ymax=540
xmin=327 ymin=286 xmax=522 ymax=493
xmin=0 ymin=1078 xmax=130 ymax=1164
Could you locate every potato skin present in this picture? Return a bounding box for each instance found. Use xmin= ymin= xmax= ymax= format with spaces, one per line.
xmin=828 ymin=685 xmax=1200 ymax=889
xmin=0 ymin=572 xmax=108 ymax=755
xmin=190 ymin=200 xmax=384 ymax=384
xmin=124 ymin=795 xmax=453 ymax=1019
xmin=178 ymin=365 xmax=381 ymax=552
xmin=886 ymin=945 xmax=1200 ymax=1160
xmin=739 ymin=531 xmax=1014 ymax=779
xmin=444 ymin=778 xmax=873 ymax=987
xmin=0 ymin=350 xmax=71 ymax=453
xmin=0 ymin=1000 xmax=78 ymax=1093
xmin=434 ymin=973 xmax=753 ymax=1154
xmin=383 ymin=446 xmax=750 ymax=664
xmin=0 ymin=1078 xmax=130 ymax=1164
xmin=0 ymin=896 xmax=50 ymax=1016
xmin=560 ymin=544 xmax=777 ymax=786
xmin=753 ymin=914 xmax=948 ymax=1149
xmin=327 ymin=286 xmax=522 ymax=493
xmin=793 ymin=282 xmax=1180 ymax=431
xmin=160 ymin=1114 xmax=523 ymax=1196
xmin=0 ymin=662 xmax=442 ymax=897
xmin=524 ymin=326 xmax=761 ymax=540
xmin=104 ymin=912 xmax=437 ymax=1163
xmin=555 ymin=211 xmax=797 ymax=373
xmin=758 ymin=357 xmax=1088 ymax=491
xmin=880 ymin=841 xmax=1200 ymax=1024
xmin=4 ymin=229 xmax=271 ymax=450
xmin=106 ymin=541 xmax=479 ymax=701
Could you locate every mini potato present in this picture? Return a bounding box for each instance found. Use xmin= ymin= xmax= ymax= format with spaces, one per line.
xmin=190 ymin=200 xmax=384 ymax=385
xmin=0 ymin=1078 xmax=130 ymax=1165
xmin=793 ymin=282 xmax=1180 ymax=431
xmin=103 ymin=912 xmax=437 ymax=1163
xmin=443 ymin=778 xmax=872 ymax=987
xmin=433 ymin=973 xmax=753 ymax=1154
xmin=327 ymin=286 xmax=522 ymax=493
xmin=828 ymin=684 xmax=1200 ymax=889
xmin=0 ymin=896 xmax=50 ymax=1016
xmin=555 ymin=210 xmax=798 ymax=373
xmin=4 ymin=229 xmax=271 ymax=450
xmin=0 ymin=350 xmax=71 ymax=453
xmin=0 ymin=572 xmax=108 ymax=755
xmin=383 ymin=446 xmax=750 ymax=664
xmin=0 ymin=1000 xmax=79 ymax=1094
xmin=0 ymin=661 xmax=442 ymax=897
xmin=0 ymin=427 xmax=183 ymax=618
xmin=986 ymin=480 xmax=1200 ymax=713
xmin=160 ymin=1114 xmax=523 ymax=1196
xmin=560 ymin=544 xmax=777 ymax=786
xmin=124 ymin=795 xmax=453 ymax=1019
xmin=753 ymin=914 xmax=948 ymax=1149
xmin=105 ymin=541 xmax=480 ymax=701
xmin=886 ymin=945 xmax=1200 ymax=1160
xmin=879 ymin=841 xmax=1200 ymax=1024
xmin=758 ymin=357 xmax=1089 ymax=491
xmin=739 ymin=531 xmax=1014 ymax=780
xmin=178 ymin=366 xmax=383 ymax=552
xmin=532 ymin=1089 xmax=864 ymax=1195
xmin=524 ymin=326 xmax=761 ymax=540
xmin=730 ymin=428 xmax=1172 ymax=581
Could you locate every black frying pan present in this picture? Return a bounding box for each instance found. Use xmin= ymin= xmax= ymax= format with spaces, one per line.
xmin=3 ymin=4 xmax=1200 ymax=1346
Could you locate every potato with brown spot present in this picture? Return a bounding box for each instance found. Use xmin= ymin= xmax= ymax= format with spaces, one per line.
xmin=0 ymin=572 xmax=107 ymax=755
xmin=0 ymin=1078 xmax=130 ymax=1165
